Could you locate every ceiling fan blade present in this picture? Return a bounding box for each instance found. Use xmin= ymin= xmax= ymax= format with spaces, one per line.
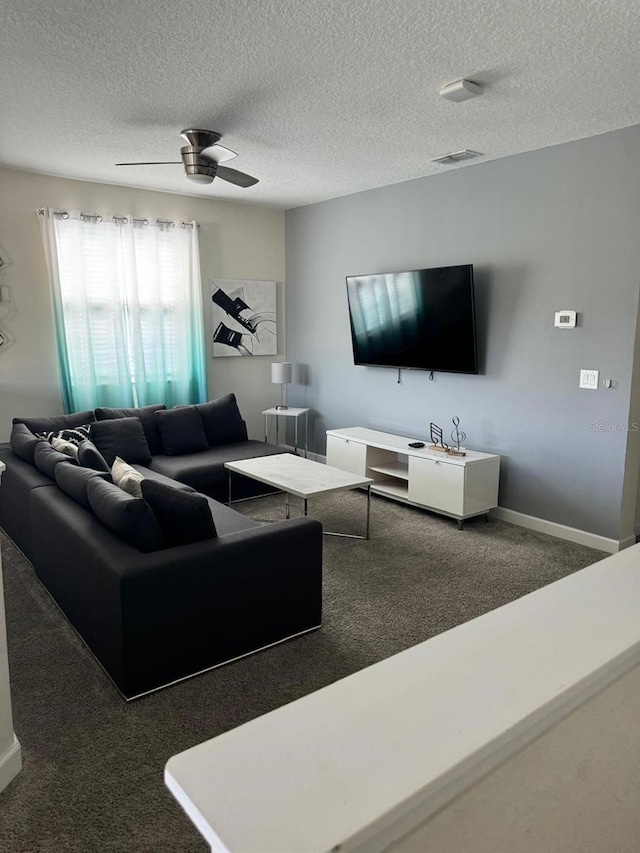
xmin=115 ymin=161 xmax=182 ymax=166
xmin=200 ymin=143 xmax=237 ymax=163
xmin=216 ymin=165 xmax=259 ymax=188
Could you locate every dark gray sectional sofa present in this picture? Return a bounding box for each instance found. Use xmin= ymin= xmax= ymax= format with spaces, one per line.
xmin=0 ymin=395 xmax=323 ymax=699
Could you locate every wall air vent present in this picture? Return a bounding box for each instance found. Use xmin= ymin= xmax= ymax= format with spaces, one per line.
xmin=430 ymin=150 xmax=482 ymax=165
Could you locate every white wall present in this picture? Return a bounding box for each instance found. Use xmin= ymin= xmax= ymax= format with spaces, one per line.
xmin=0 ymin=167 xmax=285 ymax=441
xmin=0 ymin=480 xmax=22 ymax=792
xmin=622 ymin=302 xmax=640 ymax=541
xmin=389 ymin=666 xmax=640 ymax=853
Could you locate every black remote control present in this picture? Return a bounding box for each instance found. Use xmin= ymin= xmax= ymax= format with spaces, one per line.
xmin=408 ymin=441 xmax=425 ymax=448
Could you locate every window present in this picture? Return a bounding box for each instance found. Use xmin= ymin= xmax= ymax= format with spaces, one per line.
xmin=39 ymin=210 xmax=207 ymax=413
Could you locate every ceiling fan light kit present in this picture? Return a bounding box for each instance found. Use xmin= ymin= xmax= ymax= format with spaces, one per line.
xmin=116 ymin=128 xmax=258 ymax=188
xmin=185 ymin=172 xmax=215 ymax=184
xmin=439 ymin=79 xmax=483 ymax=102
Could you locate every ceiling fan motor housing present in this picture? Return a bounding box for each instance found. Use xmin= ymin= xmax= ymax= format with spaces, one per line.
xmin=180 ymin=128 xmax=221 ymax=148
xmin=180 ymin=145 xmax=218 ymax=182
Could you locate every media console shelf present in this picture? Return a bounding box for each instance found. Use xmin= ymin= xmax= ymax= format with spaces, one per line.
xmin=326 ymin=427 xmax=500 ymax=529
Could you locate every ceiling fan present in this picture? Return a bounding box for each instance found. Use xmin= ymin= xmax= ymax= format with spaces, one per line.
xmin=116 ymin=129 xmax=259 ymax=188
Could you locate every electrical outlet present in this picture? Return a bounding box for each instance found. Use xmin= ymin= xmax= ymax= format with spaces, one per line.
xmin=0 ymin=285 xmax=10 ymax=302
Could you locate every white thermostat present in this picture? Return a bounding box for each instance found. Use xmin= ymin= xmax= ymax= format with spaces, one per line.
xmin=554 ymin=310 xmax=577 ymax=328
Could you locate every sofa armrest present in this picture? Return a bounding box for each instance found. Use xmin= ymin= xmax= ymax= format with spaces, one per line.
xmin=120 ymin=517 xmax=323 ymax=696
xmin=30 ymin=481 xmax=323 ymax=698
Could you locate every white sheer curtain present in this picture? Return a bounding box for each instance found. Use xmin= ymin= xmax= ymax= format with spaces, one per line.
xmin=39 ymin=210 xmax=207 ymax=413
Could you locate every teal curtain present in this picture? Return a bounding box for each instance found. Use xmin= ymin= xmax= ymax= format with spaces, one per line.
xmin=39 ymin=210 xmax=207 ymax=412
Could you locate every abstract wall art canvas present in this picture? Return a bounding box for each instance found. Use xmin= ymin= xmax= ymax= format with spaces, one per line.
xmin=211 ymin=279 xmax=277 ymax=357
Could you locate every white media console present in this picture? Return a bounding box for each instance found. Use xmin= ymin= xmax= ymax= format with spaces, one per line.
xmin=326 ymin=427 xmax=500 ymax=529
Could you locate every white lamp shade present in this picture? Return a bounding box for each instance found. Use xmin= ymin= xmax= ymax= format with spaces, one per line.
xmin=271 ymin=362 xmax=292 ymax=384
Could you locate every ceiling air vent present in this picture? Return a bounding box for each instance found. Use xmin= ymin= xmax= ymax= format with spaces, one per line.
xmin=439 ymin=79 xmax=483 ymax=102
xmin=430 ymin=149 xmax=482 ymax=165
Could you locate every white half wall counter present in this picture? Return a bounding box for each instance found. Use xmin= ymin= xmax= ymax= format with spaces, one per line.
xmin=165 ymin=544 xmax=640 ymax=853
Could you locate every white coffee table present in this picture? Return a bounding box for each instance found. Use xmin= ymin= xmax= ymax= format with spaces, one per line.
xmin=225 ymin=454 xmax=374 ymax=540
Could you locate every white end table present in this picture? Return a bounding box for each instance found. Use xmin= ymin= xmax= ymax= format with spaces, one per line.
xmin=263 ymin=407 xmax=309 ymax=457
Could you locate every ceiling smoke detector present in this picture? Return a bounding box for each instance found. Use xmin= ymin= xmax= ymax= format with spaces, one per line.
xmin=430 ymin=149 xmax=483 ymax=165
xmin=439 ymin=79 xmax=483 ymax=102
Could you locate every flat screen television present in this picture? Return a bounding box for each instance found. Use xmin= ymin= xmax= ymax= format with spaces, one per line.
xmin=345 ymin=264 xmax=478 ymax=374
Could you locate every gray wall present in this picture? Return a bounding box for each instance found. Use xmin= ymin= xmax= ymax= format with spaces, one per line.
xmin=285 ymin=127 xmax=640 ymax=540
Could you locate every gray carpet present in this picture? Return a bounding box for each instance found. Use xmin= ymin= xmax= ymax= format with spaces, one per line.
xmin=0 ymin=492 xmax=603 ymax=852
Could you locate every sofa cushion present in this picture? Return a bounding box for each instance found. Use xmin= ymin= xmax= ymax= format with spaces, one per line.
xmin=112 ymin=456 xmax=145 ymax=498
xmin=156 ymin=406 xmax=209 ymax=455
xmin=94 ymin=404 xmax=166 ymax=455
xmin=87 ymin=478 xmax=164 ymax=553
xmin=10 ymin=423 xmax=41 ymax=464
xmin=90 ymin=417 xmax=152 ymax=467
xmin=148 ymin=440 xmax=289 ymax=502
xmin=33 ymin=441 xmax=77 ymax=479
xmin=140 ymin=479 xmax=217 ymax=547
xmin=13 ymin=410 xmax=95 ymax=435
xmin=0 ymin=445 xmax=59 ymax=562
xmin=198 ymin=393 xmax=248 ymax=446
xmin=77 ymin=439 xmax=111 ymax=472
xmin=55 ymin=464 xmax=112 ymax=510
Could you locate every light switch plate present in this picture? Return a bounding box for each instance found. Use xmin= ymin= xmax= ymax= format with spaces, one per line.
xmin=579 ymin=369 xmax=599 ymax=389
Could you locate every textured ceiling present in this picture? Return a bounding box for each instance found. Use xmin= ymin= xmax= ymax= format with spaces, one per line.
xmin=1 ymin=0 xmax=639 ymax=209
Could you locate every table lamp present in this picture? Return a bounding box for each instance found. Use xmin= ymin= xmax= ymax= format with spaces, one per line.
xmin=271 ymin=362 xmax=292 ymax=410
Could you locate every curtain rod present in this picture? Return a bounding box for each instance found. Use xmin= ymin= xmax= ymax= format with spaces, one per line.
xmin=37 ymin=209 xmax=199 ymax=228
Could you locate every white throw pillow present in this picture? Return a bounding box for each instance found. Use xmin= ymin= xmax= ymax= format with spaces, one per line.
xmin=51 ymin=436 xmax=80 ymax=459
xmin=111 ymin=456 xmax=145 ymax=498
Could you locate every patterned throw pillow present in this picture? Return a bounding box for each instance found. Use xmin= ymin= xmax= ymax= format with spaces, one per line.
xmin=36 ymin=424 xmax=92 ymax=447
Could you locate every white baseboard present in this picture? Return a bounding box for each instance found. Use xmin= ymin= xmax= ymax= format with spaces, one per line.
xmin=280 ymin=445 xmax=326 ymax=464
xmin=308 ymin=452 xmax=627 ymax=552
xmin=0 ymin=734 xmax=22 ymax=794
xmin=490 ymin=507 xmax=623 ymax=553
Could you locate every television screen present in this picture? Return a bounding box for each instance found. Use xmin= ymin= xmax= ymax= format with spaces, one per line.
xmin=345 ymin=265 xmax=478 ymax=373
